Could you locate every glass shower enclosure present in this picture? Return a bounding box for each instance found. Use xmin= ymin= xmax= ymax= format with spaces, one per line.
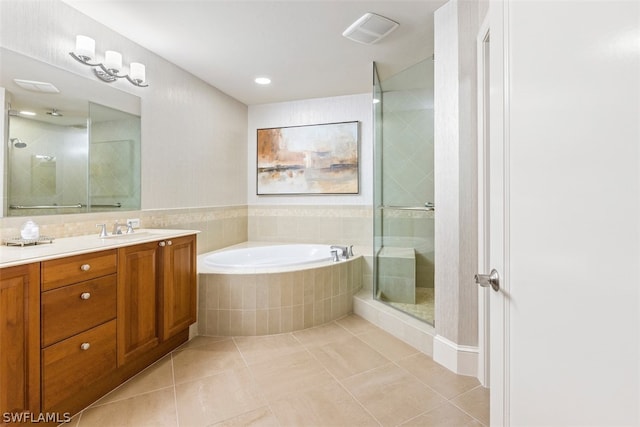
xmin=373 ymin=59 xmax=435 ymax=325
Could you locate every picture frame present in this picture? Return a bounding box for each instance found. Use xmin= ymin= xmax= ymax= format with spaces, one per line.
xmin=256 ymin=121 xmax=359 ymax=195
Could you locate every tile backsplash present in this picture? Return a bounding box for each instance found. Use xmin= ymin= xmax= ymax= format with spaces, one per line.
xmin=0 ymin=204 xmax=373 ymax=257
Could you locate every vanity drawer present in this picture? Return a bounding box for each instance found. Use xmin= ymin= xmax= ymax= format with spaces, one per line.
xmin=42 ymin=320 xmax=116 ymax=411
xmin=41 ymin=275 xmax=116 ymax=347
xmin=42 ymin=249 xmax=117 ymax=291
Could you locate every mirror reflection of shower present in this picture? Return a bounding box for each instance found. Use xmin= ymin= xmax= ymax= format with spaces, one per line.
xmin=10 ymin=137 xmax=27 ymax=148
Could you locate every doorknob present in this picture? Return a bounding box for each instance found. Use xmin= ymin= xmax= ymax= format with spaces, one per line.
xmin=475 ymin=269 xmax=500 ymax=292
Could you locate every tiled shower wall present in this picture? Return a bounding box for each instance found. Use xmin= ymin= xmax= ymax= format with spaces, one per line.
xmin=380 ymin=60 xmax=435 ymax=289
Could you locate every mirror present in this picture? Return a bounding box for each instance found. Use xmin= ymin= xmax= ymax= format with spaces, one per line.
xmin=0 ymin=47 xmax=141 ymax=217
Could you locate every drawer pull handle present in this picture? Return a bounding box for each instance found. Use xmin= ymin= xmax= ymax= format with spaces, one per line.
xmin=159 ymin=241 xmax=166 ymax=247
xmin=80 ymin=292 xmax=91 ymax=300
xmin=166 ymin=240 xmax=172 ymax=246
xmin=80 ymin=264 xmax=91 ymax=271
xmin=80 ymin=343 xmax=91 ymax=351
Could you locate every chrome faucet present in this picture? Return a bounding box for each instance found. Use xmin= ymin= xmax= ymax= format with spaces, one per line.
xmin=112 ymin=220 xmax=134 ymax=235
xmin=330 ymin=245 xmax=350 ymax=260
xmin=112 ymin=220 xmax=123 ymax=235
xmin=96 ymin=223 xmax=108 ymax=238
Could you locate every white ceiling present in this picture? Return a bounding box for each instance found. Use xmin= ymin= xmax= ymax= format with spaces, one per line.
xmin=61 ymin=0 xmax=446 ymax=106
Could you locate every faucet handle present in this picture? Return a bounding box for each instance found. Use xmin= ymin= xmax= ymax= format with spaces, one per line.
xmin=96 ymin=224 xmax=108 ymax=238
xmin=348 ymin=245 xmax=354 ymax=257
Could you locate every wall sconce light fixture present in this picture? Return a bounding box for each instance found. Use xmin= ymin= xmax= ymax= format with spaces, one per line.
xmin=69 ymin=35 xmax=148 ymax=87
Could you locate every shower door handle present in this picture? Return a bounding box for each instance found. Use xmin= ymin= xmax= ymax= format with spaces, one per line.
xmin=474 ymin=269 xmax=500 ymax=292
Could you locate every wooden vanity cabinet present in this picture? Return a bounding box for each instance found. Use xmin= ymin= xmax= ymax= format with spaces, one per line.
xmin=0 ymin=263 xmax=40 ymax=417
xmin=160 ymin=234 xmax=197 ymax=340
xmin=118 ymin=234 xmax=197 ymax=365
xmin=40 ymin=250 xmax=118 ymax=412
xmin=117 ymin=241 xmax=162 ymax=366
xmin=0 ymin=232 xmax=196 ymax=418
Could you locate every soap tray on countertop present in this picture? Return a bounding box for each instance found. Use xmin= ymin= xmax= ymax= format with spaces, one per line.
xmin=5 ymin=236 xmax=55 ymax=247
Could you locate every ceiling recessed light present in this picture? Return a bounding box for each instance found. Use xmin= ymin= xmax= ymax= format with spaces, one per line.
xmin=255 ymin=77 xmax=271 ymax=85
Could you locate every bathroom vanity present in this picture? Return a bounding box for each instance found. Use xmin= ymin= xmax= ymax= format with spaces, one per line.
xmin=0 ymin=229 xmax=197 ymax=419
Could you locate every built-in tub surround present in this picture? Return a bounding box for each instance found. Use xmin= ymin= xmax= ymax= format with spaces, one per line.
xmin=198 ymin=242 xmax=363 ymax=336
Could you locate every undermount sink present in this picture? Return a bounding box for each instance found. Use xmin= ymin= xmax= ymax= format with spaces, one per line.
xmin=100 ymin=231 xmax=151 ymax=240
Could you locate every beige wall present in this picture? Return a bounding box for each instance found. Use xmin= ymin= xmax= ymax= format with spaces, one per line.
xmin=434 ymin=0 xmax=489 ymax=347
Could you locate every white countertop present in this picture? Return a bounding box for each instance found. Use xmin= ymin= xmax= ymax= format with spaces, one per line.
xmin=0 ymin=228 xmax=200 ymax=268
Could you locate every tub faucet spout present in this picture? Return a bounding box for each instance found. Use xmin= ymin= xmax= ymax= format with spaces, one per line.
xmin=330 ymin=245 xmax=349 ymax=260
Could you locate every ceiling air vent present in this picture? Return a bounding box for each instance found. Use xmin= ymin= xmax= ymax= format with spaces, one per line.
xmin=342 ymin=13 xmax=399 ymax=45
xmin=13 ymin=79 xmax=60 ymax=93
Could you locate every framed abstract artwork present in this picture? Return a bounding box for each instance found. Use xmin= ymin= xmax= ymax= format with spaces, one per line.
xmin=256 ymin=121 xmax=359 ymax=195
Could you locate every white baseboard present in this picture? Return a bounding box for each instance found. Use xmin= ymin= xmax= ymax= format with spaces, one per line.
xmin=433 ymin=334 xmax=479 ymax=377
xmin=353 ymin=290 xmax=434 ymax=356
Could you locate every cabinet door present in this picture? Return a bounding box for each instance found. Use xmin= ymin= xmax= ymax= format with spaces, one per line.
xmin=117 ymin=241 xmax=160 ymax=366
xmin=0 ymin=263 xmax=40 ymax=415
xmin=160 ymin=235 xmax=197 ymax=340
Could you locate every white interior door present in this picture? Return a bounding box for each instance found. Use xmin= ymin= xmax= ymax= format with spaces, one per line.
xmin=488 ymin=1 xmax=640 ymax=425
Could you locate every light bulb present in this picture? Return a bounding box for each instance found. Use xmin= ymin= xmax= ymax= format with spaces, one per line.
xmin=129 ymin=62 xmax=146 ymax=82
xmin=75 ymin=35 xmax=95 ymax=60
xmin=104 ymin=51 xmax=122 ymax=72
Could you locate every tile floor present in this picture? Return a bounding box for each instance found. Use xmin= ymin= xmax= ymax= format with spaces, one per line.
xmin=68 ymin=315 xmax=488 ymax=427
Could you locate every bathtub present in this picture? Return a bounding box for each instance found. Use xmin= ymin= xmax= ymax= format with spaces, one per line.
xmin=200 ymin=243 xmax=333 ymax=272
xmin=197 ymin=242 xmax=362 ymax=336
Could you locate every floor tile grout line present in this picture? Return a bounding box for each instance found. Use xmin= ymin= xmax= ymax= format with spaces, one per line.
xmin=448 ymin=385 xmax=490 ymax=426
xmin=231 ymin=333 xmax=289 ymax=427
xmin=286 ymin=322 xmax=389 ymax=425
xmin=81 ymin=355 xmax=176 ymax=410
xmin=389 ymin=357 xmax=461 ymax=403
xmin=448 ymin=400 xmax=489 ymax=427
xmin=169 ymin=352 xmax=180 ymax=427
xmin=332 ymin=373 xmax=384 ymax=427
xmin=399 ymin=400 xmax=454 ymax=426
xmin=74 ymin=407 xmax=84 ymax=427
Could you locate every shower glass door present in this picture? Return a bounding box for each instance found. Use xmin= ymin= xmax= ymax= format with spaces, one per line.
xmin=373 ymin=59 xmax=435 ymax=325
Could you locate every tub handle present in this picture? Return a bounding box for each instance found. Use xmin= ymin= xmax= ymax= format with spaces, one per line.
xmin=331 ymin=250 xmax=340 ymax=262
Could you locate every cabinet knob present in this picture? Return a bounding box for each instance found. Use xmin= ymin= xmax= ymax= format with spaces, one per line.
xmin=158 ymin=241 xmax=166 ymax=247
xmin=80 ymin=343 xmax=91 ymax=351
xmin=80 ymin=264 xmax=91 ymax=271
xmin=80 ymin=292 xmax=91 ymax=300
xmin=166 ymin=240 xmax=172 ymax=246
